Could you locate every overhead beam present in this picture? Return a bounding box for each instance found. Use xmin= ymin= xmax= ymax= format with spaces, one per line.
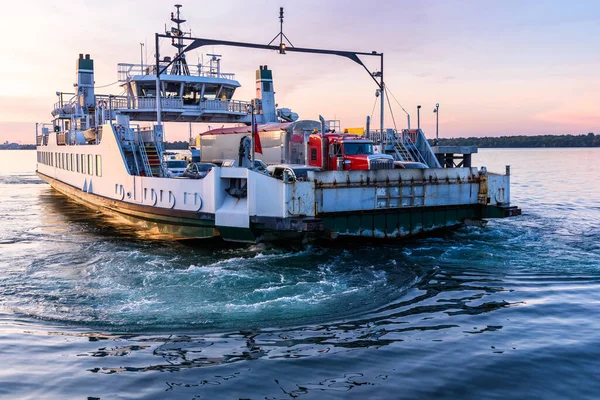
xmin=156 ymin=34 xmax=383 ymax=89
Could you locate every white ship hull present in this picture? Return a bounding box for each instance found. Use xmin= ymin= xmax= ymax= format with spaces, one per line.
xmin=36 ymin=122 xmax=518 ymax=243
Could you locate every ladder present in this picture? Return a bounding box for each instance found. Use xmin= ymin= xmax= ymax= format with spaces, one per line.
xmin=153 ymin=139 xmax=169 ymax=177
xmin=393 ymin=131 xmax=429 ymax=165
xmin=402 ymin=132 xmax=428 ymax=165
xmin=144 ymin=144 xmax=163 ymax=177
xmin=393 ymin=140 xmax=414 ymax=162
xmin=135 ymin=132 xmax=154 ymax=176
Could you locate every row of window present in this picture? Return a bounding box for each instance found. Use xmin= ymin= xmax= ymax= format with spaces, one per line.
xmin=37 ymin=151 xmax=102 ymax=177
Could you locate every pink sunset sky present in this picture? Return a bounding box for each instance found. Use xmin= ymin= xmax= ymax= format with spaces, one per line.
xmin=0 ymin=0 xmax=598 ymax=143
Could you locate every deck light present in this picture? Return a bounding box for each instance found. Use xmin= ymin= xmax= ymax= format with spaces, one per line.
xmin=279 ymin=43 xmax=286 ymax=54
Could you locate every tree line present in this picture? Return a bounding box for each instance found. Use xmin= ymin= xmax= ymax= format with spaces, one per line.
xmin=163 ymin=141 xmax=191 ymax=149
xmin=431 ymin=133 xmax=599 ymax=148
xmin=8 ymin=133 xmax=599 ymax=150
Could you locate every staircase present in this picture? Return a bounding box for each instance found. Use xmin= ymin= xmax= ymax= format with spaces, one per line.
xmin=132 ymin=126 xmax=164 ymax=177
xmin=144 ymin=144 xmax=163 ymax=177
xmin=393 ymin=141 xmax=414 ymax=162
xmin=373 ymin=128 xmax=442 ymax=168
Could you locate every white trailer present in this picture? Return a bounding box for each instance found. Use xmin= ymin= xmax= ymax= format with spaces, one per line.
xmin=199 ymin=120 xmax=320 ymax=165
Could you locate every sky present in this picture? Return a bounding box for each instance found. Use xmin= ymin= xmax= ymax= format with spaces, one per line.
xmin=0 ymin=0 xmax=598 ymax=143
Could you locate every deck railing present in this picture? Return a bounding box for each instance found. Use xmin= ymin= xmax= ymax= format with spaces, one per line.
xmin=118 ymin=63 xmax=236 ymax=82
xmin=50 ymin=93 xmax=251 ymax=120
xmin=370 ymin=129 xmax=441 ymax=168
xmin=115 ymin=96 xmax=250 ymax=113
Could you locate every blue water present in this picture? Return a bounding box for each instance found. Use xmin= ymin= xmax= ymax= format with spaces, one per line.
xmin=1 ymin=149 xmax=600 ymax=399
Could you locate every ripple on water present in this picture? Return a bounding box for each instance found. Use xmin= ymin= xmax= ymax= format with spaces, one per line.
xmin=1 ymin=241 xmax=433 ymax=332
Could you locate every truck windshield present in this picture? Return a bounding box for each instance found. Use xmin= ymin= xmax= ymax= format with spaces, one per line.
xmin=344 ymin=143 xmax=373 ymax=155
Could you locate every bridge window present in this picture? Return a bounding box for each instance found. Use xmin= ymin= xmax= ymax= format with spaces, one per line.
xmin=137 ymin=83 xmax=156 ymax=97
xmin=163 ymin=81 xmax=181 ymax=98
xmin=183 ymin=83 xmax=202 ymax=105
xmin=220 ymin=86 xmax=234 ymax=100
xmin=88 ymin=154 xmax=93 ymax=175
xmin=202 ymin=84 xmax=220 ymax=100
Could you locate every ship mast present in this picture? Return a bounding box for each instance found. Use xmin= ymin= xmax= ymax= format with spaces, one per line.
xmin=170 ymin=4 xmax=189 ymax=75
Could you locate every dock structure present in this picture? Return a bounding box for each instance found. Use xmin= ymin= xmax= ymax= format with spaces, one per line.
xmin=432 ymin=145 xmax=478 ymax=168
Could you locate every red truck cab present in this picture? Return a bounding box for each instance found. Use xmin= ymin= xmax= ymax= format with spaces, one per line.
xmin=307 ymin=133 xmax=394 ymax=171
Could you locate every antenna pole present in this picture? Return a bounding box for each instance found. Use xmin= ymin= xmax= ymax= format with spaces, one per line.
xmin=380 ymin=54 xmax=385 ymax=151
xmin=140 ymin=42 xmax=144 ymax=72
xmin=279 ymin=7 xmax=284 ymax=49
xmin=170 ymin=4 xmax=189 ymax=75
xmin=251 ymin=105 xmax=256 ymax=166
xmin=268 ymin=7 xmax=294 ymax=53
xmin=176 ymin=4 xmax=182 ymax=58
xmin=155 ymin=32 xmax=162 ymax=125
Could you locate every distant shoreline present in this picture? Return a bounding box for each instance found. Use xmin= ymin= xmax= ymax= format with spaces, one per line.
xmin=431 ymin=132 xmax=598 ymax=148
xmin=3 ymin=132 xmax=597 ymax=150
xmin=0 ymin=145 xmax=36 ymax=150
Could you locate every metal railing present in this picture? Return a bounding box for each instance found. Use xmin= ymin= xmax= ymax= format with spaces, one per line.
xmin=51 ymin=93 xmax=251 ymax=123
xmin=94 ymin=95 xmax=129 ymax=110
xmin=370 ymin=129 xmax=435 ymax=166
xmin=154 ymin=137 xmax=168 ymax=177
xmin=128 ymin=97 xmax=184 ymax=110
xmin=116 ymin=96 xmax=250 ymax=113
xmin=134 ymin=127 xmax=153 ymax=177
xmin=396 ymin=131 xmax=427 ymax=165
xmin=118 ymin=63 xmax=236 ymax=82
xmin=412 ymin=129 xmax=441 ymax=168
xmin=200 ymin=99 xmax=250 ymax=113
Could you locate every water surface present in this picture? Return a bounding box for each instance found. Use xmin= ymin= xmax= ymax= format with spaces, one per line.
xmin=1 ymin=149 xmax=599 ymax=399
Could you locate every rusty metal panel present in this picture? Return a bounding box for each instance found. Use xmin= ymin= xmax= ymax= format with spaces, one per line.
xmin=285 ymin=181 xmax=315 ymax=216
xmin=422 ymin=210 xmax=435 ymax=231
xmin=486 ymin=173 xmax=510 ymax=205
xmin=411 ymin=211 xmax=424 ymax=234
xmin=360 ymin=214 xmax=374 ymax=236
xmin=446 ymin=208 xmax=458 ymax=225
xmin=315 ymin=168 xmax=484 ymax=213
xmin=319 ymin=187 xmax=376 ymax=212
xmin=373 ymin=214 xmax=387 ymax=237
xmin=347 ymin=215 xmax=361 ymax=233
xmin=434 ymin=210 xmax=447 ymax=227
xmin=386 ymin=213 xmax=399 ymax=237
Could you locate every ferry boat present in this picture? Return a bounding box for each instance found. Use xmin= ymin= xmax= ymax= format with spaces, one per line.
xmin=35 ymin=6 xmax=520 ymax=243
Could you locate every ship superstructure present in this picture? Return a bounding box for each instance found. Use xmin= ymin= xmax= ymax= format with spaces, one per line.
xmin=35 ymin=5 xmax=520 ymax=243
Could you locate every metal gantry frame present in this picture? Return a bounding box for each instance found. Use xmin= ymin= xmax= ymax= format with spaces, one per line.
xmin=153 ymin=9 xmax=386 ymax=135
